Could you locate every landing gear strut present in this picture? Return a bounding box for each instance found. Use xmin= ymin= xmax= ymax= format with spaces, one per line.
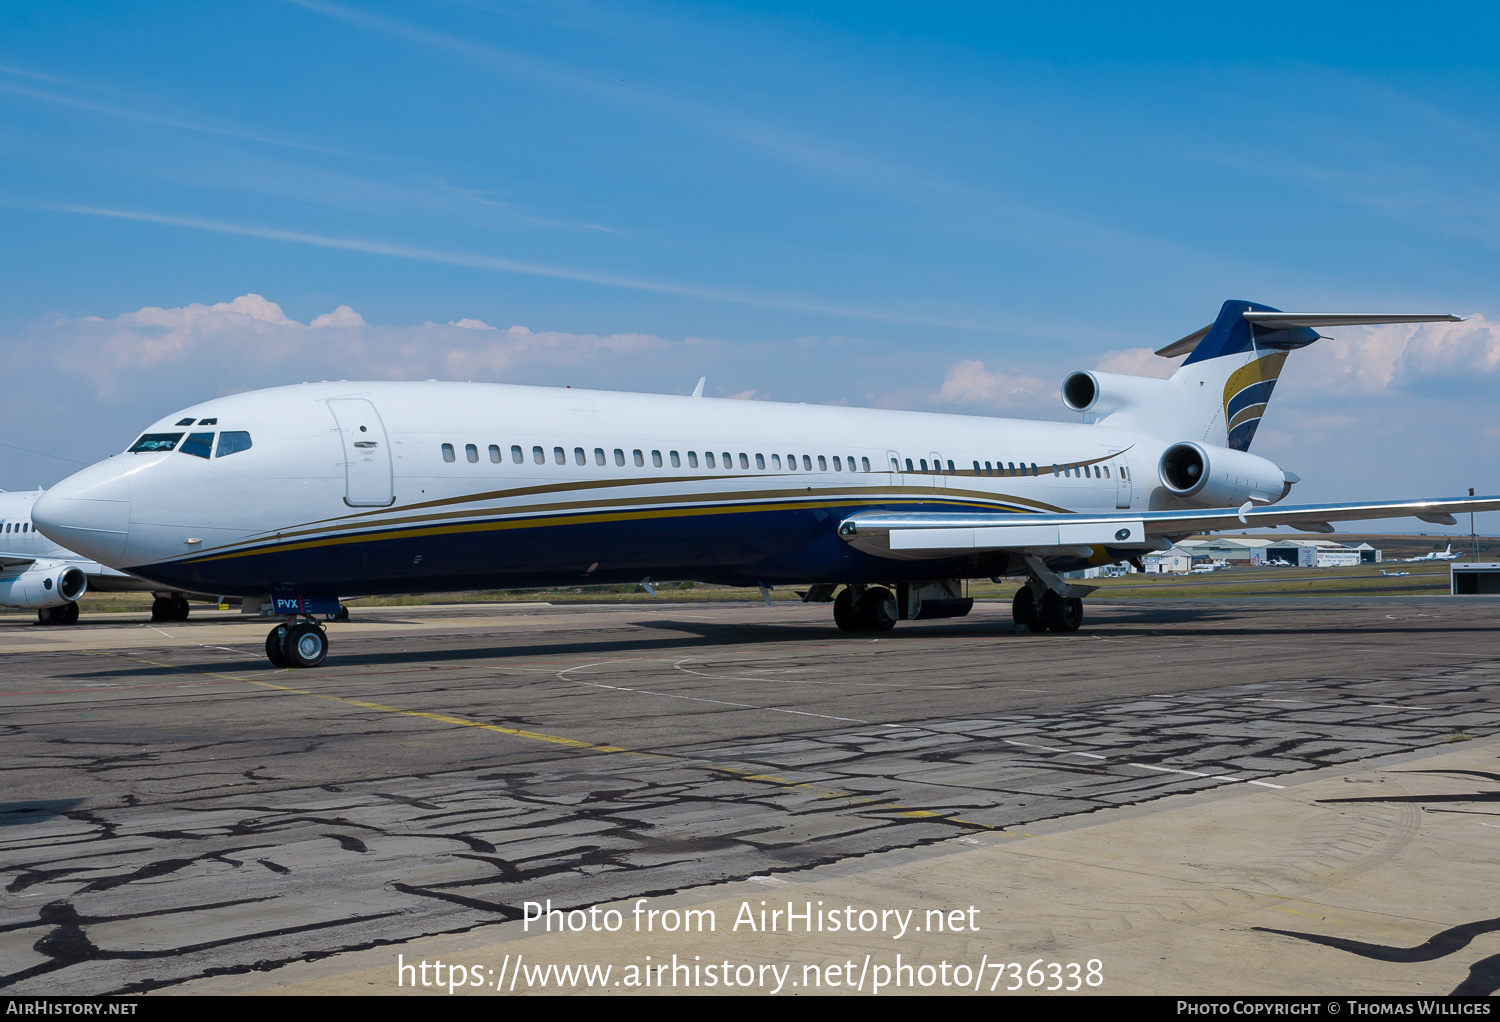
xmin=1009 ymin=554 xmax=1090 ymax=634
xmin=265 ymin=620 xmax=328 ymax=668
xmin=832 ymin=585 xmax=897 ymax=632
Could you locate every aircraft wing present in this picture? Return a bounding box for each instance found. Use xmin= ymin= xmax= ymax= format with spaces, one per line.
xmin=837 ymin=495 xmax=1500 ymax=558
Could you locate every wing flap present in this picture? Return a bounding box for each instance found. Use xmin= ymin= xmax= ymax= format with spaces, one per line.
xmin=840 ymin=495 xmax=1500 ymax=558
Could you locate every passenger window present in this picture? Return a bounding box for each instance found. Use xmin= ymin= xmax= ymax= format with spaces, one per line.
xmin=671 ymin=451 xmax=681 ymax=468
xmin=512 ymin=445 xmax=523 ymax=464
xmin=575 ymin=447 xmax=586 ymax=466
xmin=862 ymin=457 xmax=870 ymax=472
xmin=739 ymin=453 xmax=748 ymax=469
xmin=833 ymin=457 xmax=842 ymax=471
xmin=920 ymin=459 xmax=928 ymax=472
xmin=688 ymin=451 xmax=699 ymax=468
xmin=443 ymin=443 xmax=457 ymax=463
xmin=466 ymin=444 xmax=479 ymax=463
xmin=802 ymin=455 xmax=812 ymax=471
xmin=905 ymin=458 xmax=913 ymax=471
xmin=129 ymin=433 xmax=184 ymax=453
xmin=533 ymin=446 xmax=545 ymax=464
xmin=652 ymin=450 xmax=663 ymax=467
xmin=614 ymin=449 xmax=625 ymax=466
xmin=216 ymin=432 xmax=252 ymax=458
xmin=554 ymin=447 xmax=565 ymax=465
xmin=706 ymin=452 xmax=716 ymax=468
xmin=489 ymin=444 xmax=501 ymax=464
xmin=722 ymin=452 xmax=732 ymax=469
xmin=771 ymin=454 xmax=781 ymax=469
xmin=1104 ymin=466 xmax=1110 ymax=478
xmin=595 ymin=448 xmax=606 ymax=465
xmin=755 ymin=453 xmax=765 ymax=469
xmin=633 ymin=449 xmax=644 ymax=467
xmin=817 ymin=455 xmax=827 ymax=471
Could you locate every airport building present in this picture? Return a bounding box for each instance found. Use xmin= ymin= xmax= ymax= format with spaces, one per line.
xmin=1146 ymin=538 xmax=1382 ymax=571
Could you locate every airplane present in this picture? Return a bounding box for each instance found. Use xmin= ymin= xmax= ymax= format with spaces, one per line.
xmin=0 ymin=487 xmax=194 ymax=624
xmin=30 ymin=298 xmax=1500 ymax=669
xmin=1404 ymin=543 xmax=1459 ymax=562
xmin=1380 ymin=569 xmax=1411 ymax=577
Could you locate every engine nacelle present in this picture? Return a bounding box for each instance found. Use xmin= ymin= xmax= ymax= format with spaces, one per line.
xmin=1157 ymin=442 xmax=1289 ymax=507
xmin=1062 ymin=370 xmax=1174 ymax=417
xmin=0 ymin=559 xmax=88 ymax=609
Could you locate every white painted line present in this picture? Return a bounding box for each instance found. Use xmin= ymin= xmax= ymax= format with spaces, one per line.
xmin=1247 ymin=780 xmax=1286 ymax=789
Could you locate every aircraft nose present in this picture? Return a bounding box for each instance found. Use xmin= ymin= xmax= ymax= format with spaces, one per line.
xmin=33 ymin=459 xmax=132 ymax=564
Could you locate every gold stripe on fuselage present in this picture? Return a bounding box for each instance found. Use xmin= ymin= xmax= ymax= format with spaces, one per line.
xmin=177 ymin=488 xmax=1067 ymax=566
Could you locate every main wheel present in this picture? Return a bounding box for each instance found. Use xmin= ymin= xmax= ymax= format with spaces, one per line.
xmin=1011 ymin=587 xmax=1040 ymax=632
xmin=1042 ymin=592 xmax=1083 ymax=633
xmin=169 ymin=597 xmax=190 ymax=622
xmin=150 ymin=596 xmax=172 ymax=622
xmin=284 ymin=622 xmax=328 ymax=668
xmin=833 ymin=588 xmax=860 ymax=631
xmin=61 ymin=601 xmax=79 ymax=625
xmin=38 ymin=605 xmax=65 ymax=626
xmin=265 ymin=625 xmax=292 ymax=668
xmin=858 ymin=586 xmax=898 ymax=631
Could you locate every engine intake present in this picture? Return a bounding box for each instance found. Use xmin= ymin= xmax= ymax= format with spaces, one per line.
xmin=0 ymin=560 xmax=88 ymax=609
xmin=1157 ymin=441 xmax=1289 ymax=508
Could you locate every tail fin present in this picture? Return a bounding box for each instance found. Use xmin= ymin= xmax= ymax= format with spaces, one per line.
xmin=1083 ymin=300 xmax=1460 ymax=449
xmin=1169 ymin=299 xmax=1318 ymax=451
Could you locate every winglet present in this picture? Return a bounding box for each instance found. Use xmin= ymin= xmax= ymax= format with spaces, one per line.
xmin=691 ymin=377 xmax=705 ymax=399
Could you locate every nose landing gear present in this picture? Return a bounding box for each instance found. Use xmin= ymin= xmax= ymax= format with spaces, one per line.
xmin=264 ymin=620 xmax=329 ymax=668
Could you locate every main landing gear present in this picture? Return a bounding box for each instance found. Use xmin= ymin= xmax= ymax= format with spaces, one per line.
xmin=150 ymin=595 xmax=191 ymax=622
xmin=1011 ymin=586 xmax=1083 ymax=633
xmin=37 ymin=602 xmax=80 ymax=626
xmin=1010 ymin=554 xmax=1089 ymax=633
xmin=832 ymin=585 xmax=898 ymax=632
xmin=265 ymin=620 xmax=329 ymax=669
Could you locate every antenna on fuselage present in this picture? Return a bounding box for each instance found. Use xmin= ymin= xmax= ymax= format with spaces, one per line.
xmin=691 ymin=377 xmax=705 ymax=399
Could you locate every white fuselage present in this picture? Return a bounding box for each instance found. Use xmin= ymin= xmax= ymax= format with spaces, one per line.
xmin=32 ymin=381 xmax=1210 ymax=598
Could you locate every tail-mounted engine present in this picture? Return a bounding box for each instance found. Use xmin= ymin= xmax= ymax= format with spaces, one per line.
xmin=1157 ymin=441 xmax=1290 ymax=507
xmin=0 ymin=559 xmax=88 ymax=609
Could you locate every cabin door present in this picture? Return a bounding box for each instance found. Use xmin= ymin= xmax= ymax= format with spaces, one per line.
xmin=328 ymin=398 xmax=395 ymax=507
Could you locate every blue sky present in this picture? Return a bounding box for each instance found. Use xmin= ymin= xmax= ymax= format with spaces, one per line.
xmin=3 ymin=1 xmax=1500 ymax=532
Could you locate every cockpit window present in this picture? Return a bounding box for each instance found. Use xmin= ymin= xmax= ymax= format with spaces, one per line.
xmin=216 ymin=431 xmax=252 ymax=458
xmin=129 ymin=433 xmax=184 ymax=453
xmin=180 ymin=432 xmax=214 ymax=459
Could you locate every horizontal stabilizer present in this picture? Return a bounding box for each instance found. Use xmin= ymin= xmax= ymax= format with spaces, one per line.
xmin=1242 ymin=312 xmax=1462 ymax=330
xmin=1157 ymin=310 xmax=1461 ymax=359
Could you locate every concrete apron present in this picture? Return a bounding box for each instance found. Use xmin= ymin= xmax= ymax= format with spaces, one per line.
xmin=172 ymin=736 xmax=1500 ymax=996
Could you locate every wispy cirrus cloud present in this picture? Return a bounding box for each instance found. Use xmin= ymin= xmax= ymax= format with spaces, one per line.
xmin=38 ymin=203 xmax=1012 ymax=330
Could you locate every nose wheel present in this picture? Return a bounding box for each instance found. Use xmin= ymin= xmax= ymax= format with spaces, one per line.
xmin=265 ymin=621 xmax=329 ymax=668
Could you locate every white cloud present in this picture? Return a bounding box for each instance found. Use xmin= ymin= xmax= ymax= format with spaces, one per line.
xmin=310 ymin=305 xmax=366 ymax=329
xmin=1093 ymin=347 xmax=1183 ymax=379
xmin=935 ymin=359 xmax=1049 ymax=408
xmin=1296 ymin=315 xmax=1500 ymax=395
xmin=29 ymin=294 xmax=682 ymax=398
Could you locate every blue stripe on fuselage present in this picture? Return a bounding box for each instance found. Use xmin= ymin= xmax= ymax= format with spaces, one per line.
xmin=123 ymin=499 xmax=1053 ymax=596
